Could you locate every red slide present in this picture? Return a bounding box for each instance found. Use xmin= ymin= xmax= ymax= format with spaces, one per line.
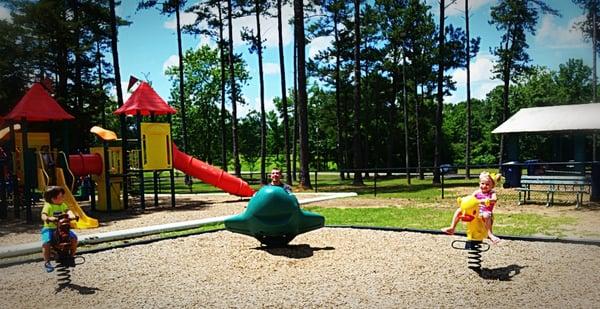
xmin=172 ymin=144 xmax=255 ymax=197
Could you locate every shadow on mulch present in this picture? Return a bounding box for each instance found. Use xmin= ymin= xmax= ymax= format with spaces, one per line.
xmin=55 ymin=282 xmax=102 ymax=295
xmin=476 ymin=264 xmax=527 ymax=281
xmin=0 ymin=195 xmax=248 ymax=236
xmin=254 ymin=244 xmax=336 ymax=259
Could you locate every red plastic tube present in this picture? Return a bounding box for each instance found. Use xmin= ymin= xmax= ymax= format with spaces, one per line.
xmin=68 ymin=153 xmax=103 ymax=176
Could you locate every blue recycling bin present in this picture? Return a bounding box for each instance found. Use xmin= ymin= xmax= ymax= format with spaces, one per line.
xmin=592 ymin=162 xmax=600 ymax=202
xmin=502 ymin=161 xmax=521 ymax=188
xmin=524 ymin=159 xmax=544 ymax=176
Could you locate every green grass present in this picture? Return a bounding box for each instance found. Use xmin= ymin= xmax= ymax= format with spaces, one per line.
xmin=311 ymin=174 xmax=479 ymax=200
xmin=305 ymin=206 xmax=577 ymax=237
xmin=132 ymin=169 xmax=585 ymax=239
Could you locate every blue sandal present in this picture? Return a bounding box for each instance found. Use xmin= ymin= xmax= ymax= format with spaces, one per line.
xmin=44 ymin=261 xmax=54 ymax=273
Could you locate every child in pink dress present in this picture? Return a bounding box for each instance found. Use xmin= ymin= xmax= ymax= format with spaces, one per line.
xmin=442 ymin=171 xmax=502 ymax=244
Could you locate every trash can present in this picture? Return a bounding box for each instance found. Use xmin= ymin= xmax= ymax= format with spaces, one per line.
xmin=439 ymin=164 xmax=456 ymax=175
xmin=502 ymin=161 xmax=521 ymax=188
xmin=592 ymin=162 xmax=600 ymax=202
xmin=524 ymin=159 xmax=543 ymax=176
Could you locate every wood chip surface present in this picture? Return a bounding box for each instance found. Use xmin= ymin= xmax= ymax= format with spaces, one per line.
xmin=1 ymin=228 xmax=598 ymax=308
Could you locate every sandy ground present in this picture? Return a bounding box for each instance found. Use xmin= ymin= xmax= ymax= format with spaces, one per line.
xmin=0 ymin=228 xmax=599 ymax=308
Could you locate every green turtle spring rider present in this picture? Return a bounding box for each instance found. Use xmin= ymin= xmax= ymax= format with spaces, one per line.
xmin=225 ymin=186 xmax=325 ymax=247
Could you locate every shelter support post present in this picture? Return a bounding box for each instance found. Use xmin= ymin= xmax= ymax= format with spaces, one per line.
xmin=506 ymin=134 xmax=519 ymax=162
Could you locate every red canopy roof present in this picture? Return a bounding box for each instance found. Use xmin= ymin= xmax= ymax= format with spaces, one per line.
xmin=4 ymin=83 xmax=75 ymax=122
xmin=114 ymin=82 xmax=177 ymax=116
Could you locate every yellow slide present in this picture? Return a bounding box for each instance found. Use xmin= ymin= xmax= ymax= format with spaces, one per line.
xmin=55 ymin=167 xmax=99 ymax=229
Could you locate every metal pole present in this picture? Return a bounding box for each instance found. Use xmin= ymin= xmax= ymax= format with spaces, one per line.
xmin=374 ymin=171 xmax=377 ymax=197
xmin=0 ymin=147 xmax=6 ymax=219
xmin=402 ymin=52 xmax=411 ymax=185
xmin=21 ymin=118 xmax=32 ymax=223
xmin=137 ymin=112 xmax=145 ymax=210
xmin=441 ymin=172 xmax=445 ymax=199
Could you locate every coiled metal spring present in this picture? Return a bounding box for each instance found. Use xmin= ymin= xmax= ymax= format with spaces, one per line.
xmin=56 ymin=260 xmax=71 ymax=286
xmin=467 ymin=242 xmax=484 ymax=270
xmin=451 ymin=240 xmax=490 ymax=271
xmin=54 ymin=255 xmax=85 ymax=288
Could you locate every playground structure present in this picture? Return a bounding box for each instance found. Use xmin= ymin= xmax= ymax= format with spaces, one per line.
xmin=0 ymin=81 xmax=255 ymax=227
xmin=450 ymin=195 xmax=491 ymax=271
xmin=0 ymin=83 xmax=90 ymax=225
xmin=225 ymin=186 xmax=325 ymax=247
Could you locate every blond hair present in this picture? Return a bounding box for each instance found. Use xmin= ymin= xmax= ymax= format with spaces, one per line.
xmin=479 ymin=171 xmax=502 ymax=188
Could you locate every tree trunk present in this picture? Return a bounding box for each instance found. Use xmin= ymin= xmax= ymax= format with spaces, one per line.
xmin=218 ymin=2 xmax=228 ymax=171
xmin=227 ymin=0 xmax=241 ymax=177
xmin=352 ymin=0 xmax=363 ymax=185
xmin=73 ymin=0 xmax=83 ymax=149
xmin=176 ymin=2 xmax=189 ymax=156
xmin=402 ymin=53 xmax=411 ymax=184
xmin=334 ymin=10 xmax=345 ymax=180
xmin=433 ymin=0 xmax=445 ymax=184
xmin=293 ymin=27 xmax=298 ymax=182
xmin=277 ymin=0 xmax=292 ymax=185
xmin=593 ymin=1 xmax=597 ymax=160
xmin=294 ymin=0 xmax=311 ymax=188
xmin=109 ymin=0 xmax=128 ymax=210
xmin=465 ymin=0 xmax=471 ymax=179
xmin=256 ymin=0 xmax=267 ymax=184
xmin=416 ymin=84 xmax=423 ymax=180
xmin=594 ymin=1 xmax=598 ymax=103
xmin=499 ymin=33 xmax=512 ymax=168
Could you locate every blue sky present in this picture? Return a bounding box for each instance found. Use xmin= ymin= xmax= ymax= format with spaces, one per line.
xmin=0 ymin=1 xmax=594 ymax=116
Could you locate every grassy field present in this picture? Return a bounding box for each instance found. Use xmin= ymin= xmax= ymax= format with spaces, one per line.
xmin=304 ymin=206 xmax=577 ymax=238
xmin=137 ymin=171 xmax=589 ymax=239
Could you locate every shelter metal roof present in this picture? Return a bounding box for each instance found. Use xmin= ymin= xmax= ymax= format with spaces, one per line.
xmin=492 ymin=103 xmax=600 ymax=134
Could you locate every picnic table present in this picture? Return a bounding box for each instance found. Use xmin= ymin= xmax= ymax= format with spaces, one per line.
xmin=517 ymin=175 xmax=591 ymax=208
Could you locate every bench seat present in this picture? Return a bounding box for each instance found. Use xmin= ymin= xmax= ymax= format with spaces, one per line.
xmin=518 ymin=175 xmax=591 ymax=208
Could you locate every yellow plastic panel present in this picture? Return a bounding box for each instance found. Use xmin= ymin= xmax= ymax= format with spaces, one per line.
xmin=90 ymin=146 xmax=123 ymax=211
xmin=14 ymin=132 xmax=51 ymax=184
xmin=15 ymin=132 xmax=50 ymax=150
xmin=140 ymin=123 xmax=172 ymax=170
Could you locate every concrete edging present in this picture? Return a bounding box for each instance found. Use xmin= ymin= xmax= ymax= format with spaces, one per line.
xmin=0 ymin=192 xmax=357 ymax=259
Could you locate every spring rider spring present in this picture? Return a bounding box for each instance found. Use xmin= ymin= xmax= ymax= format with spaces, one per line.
xmin=450 ymin=195 xmax=491 ymax=271
xmin=225 ymin=186 xmax=325 ymax=247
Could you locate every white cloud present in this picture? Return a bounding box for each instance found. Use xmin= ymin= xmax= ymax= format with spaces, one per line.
xmin=235 ymin=96 xmax=276 ymax=118
xmin=445 ymin=0 xmax=493 ymax=16
xmin=0 ymin=5 xmax=11 ymax=22
xmin=162 ymin=54 xmax=179 ymax=74
xmin=122 ymin=81 xmax=134 ymax=102
xmin=109 ymin=81 xmax=134 ymax=103
xmin=308 ymin=36 xmax=334 ymax=59
xmin=164 ymin=11 xmax=197 ymax=30
xmin=473 ymin=81 xmax=501 ymax=98
xmin=452 ymin=55 xmax=496 ymax=85
xmin=194 ymin=34 xmax=216 ymax=50
xmin=427 ymin=0 xmax=493 ymax=17
xmin=229 ymin=3 xmax=294 ymax=48
xmin=536 ymin=15 xmax=587 ymax=49
xmin=263 ymin=62 xmax=280 ymax=75
xmin=448 ymin=54 xmax=502 ymax=103
xmin=236 ymin=96 xmax=254 ymax=118
xmin=174 ymin=3 xmax=294 ymax=49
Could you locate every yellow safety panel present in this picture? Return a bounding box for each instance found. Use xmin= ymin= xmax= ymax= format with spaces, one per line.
xmin=14 ymin=132 xmax=51 ymax=184
xmin=140 ymin=122 xmax=172 ymax=170
xmin=15 ymin=132 xmax=50 ymax=150
xmin=91 ymin=146 xmax=123 ymax=211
